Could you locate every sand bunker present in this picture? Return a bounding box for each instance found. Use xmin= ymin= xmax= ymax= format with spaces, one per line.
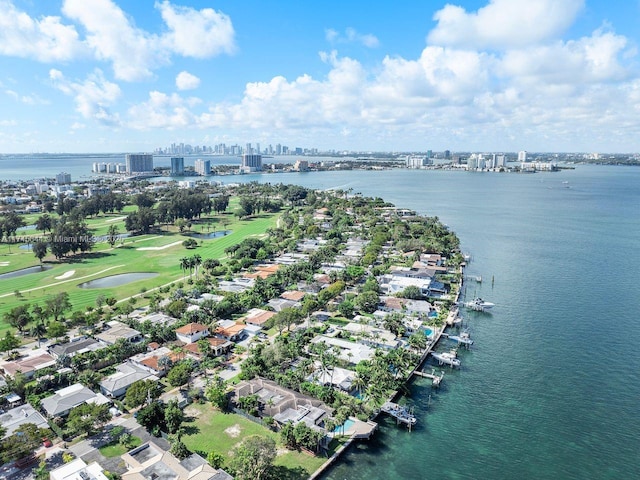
xmin=105 ymin=216 xmax=126 ymax=223
xmin=0 ymin=262 xmax=10 ymax=266
xmin=55 ymin=270 xmax=75 ymax=280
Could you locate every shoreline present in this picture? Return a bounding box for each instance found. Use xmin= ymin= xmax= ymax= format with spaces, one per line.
xmin=309 ymin=267 xmax=465 ymax=479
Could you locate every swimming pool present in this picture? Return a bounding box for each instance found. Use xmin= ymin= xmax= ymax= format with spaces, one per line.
xmin=333 ymin=419 xmax=355 ymax=433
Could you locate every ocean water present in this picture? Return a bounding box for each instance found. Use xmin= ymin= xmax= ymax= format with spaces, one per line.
xmin=212 ymin=166 xmax=640 ymax=480
xmin=2 ymin=158 xmax=639 ymax=479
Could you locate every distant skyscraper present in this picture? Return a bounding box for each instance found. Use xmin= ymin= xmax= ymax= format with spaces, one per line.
xmin=194 ymin=158 xmax=210 ymax=176
xmin=170 ymin=157 xmax=184 ymax=175
xmin=241 ymin=154 xmax=262 ymax=172
xmin=444 ymin=150 xmax=451 ymax=160
xmin=126 ymin=154 xmax=154 ymax=174
xmin=518 ymin=151 xmax=528 ymax=162
xmin=56 ymin=172 xmax=71 ymax=185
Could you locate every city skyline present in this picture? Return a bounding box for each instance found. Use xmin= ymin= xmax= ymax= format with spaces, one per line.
xmin=1 ymin=0 xmax=639 ymax=154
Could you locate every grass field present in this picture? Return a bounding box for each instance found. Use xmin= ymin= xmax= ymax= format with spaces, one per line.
xmin=0 ymin=208 xmax=280 ymax=332
xmin=98 ymin=435 xmax=142 ymax=458
xmin=182 ymin=403 xmax=333 ymax=480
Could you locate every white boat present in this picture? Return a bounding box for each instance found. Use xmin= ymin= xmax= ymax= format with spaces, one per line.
xmin=431 ymin=350 xmax=461 ymax=367
xmin=464 ymin=297 xmax=494 ymax=311
xmin=449 ymin=330 xmax=473 ymax=346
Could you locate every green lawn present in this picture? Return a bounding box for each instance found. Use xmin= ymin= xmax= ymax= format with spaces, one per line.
xmin=0 ymin=209 xmax=280 ymax=332
xmin=181 ymin=403 xmax=332 ymax=480
xmin=98 ymin=435 xmax=142 ymax=457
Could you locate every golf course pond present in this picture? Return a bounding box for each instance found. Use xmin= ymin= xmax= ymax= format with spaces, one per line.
xmin=187 ymin=230 xmax=231 ymax=239
xmin=78 ymin=272 xmax=158 ymax=289
xmin=0 ymin=265 xmax=52 ymax=280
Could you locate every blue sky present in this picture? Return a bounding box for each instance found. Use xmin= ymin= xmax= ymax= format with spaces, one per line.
xmin=1 ymin=0 xmax=639 ymax=153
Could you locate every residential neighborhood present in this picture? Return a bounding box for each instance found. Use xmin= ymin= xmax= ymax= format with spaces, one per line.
xmin=0 ymin=182 xmax=463 ymax=479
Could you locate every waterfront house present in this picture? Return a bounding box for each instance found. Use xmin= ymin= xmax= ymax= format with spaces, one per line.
xmin=342 ymin=322 xmax=400 ymax=350
xmin=310 ymin=335 xmax=376 ymax=364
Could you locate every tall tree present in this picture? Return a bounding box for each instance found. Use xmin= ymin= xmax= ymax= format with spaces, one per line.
xmin=32 ymin=241 xmax=48 ymax=264
xmin=45 ymin=292 xmax=72 ymax=322
xmin=228 ymin=435 xmax=276 ymax=480
xmin=4 ymin=305 xmax=32 ymax=334
xmin=164 ymin=399 xmax=185 ymax=434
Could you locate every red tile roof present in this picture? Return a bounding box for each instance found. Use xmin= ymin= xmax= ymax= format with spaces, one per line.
xmin=175 ymin=322 xmax=208 ymax=335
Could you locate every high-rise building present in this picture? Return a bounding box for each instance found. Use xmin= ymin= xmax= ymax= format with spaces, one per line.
xmin=194 ymin=159 xmax=210 ymax=176
xmin=56 ymin=172 xmax=71 ymax=185
xmin=294 ymin=160 xmax=309 ymax=171
xmin=126 ymin=154 xmax=154 ymax=174
xmin=241 ymin=154 xmax=262 ymax=172
xmin=170 ymin=157 xmax=184 ymax=175
xmin=444 ymin=150 xmax=451 ymax=160
xmin=518 ymin=151 xmax=528 ymax=162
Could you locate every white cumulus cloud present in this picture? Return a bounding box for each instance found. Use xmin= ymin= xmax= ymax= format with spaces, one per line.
xmin=176 ymin=71 xmax=201 ymax=90
xmin=428 ymin=0 xmax=584 ymax=49
xmin=0 ymin=0 xmax=87 ymax=61
xmin=58 ymin=0 xmax=236 ymax=81
xmin=326 ymin=27 xmax=380 ymax=48
xmin=157 ymin=1 xmax=236 ymax=57
xmin=49 ymin=68 xmax=121 ymax=125
xmin=127 ymin=90 xmax=200 ymax=129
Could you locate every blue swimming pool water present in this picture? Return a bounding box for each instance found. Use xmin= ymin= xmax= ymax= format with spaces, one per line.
xmin=334 ymin=419 xmax=355 ymax=433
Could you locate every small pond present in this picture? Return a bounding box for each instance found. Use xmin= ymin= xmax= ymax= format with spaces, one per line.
xmin=0 ymin=265 xmax=52 ymax=280
xmin=187 ymin=230 xmax=231 ymax=240
xmin=78 ymin=272 xmax=158 ymax=289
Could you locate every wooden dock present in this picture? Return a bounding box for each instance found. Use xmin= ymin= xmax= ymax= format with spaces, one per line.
xmin=413 ymin=368 xmax=445 ymax=387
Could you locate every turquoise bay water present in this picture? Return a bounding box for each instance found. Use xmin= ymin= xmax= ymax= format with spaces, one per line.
xmin=212 ymin=166 xmax=639 ymax=480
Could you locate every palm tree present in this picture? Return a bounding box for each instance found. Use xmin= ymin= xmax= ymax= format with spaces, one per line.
xmin=351 ymin=372 xmax=367 ymax=399
xmin=192 ymin=254 xmax=202 ymax=279
xmin=179 ymin=257 xmax=190 ymax=279
xmin=30 ymin=322 xmax=47 ymax=347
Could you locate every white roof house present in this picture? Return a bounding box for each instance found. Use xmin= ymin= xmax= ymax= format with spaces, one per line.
xmin=41 ymin=383 xmax=110 ymax=417
xmin=0 ymin=404 xmax=48 ymax=438
xmin=50 ymin=458 xmax=108 ymax=480
xmin=100 ymin=363 xmax=159 ymax=398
